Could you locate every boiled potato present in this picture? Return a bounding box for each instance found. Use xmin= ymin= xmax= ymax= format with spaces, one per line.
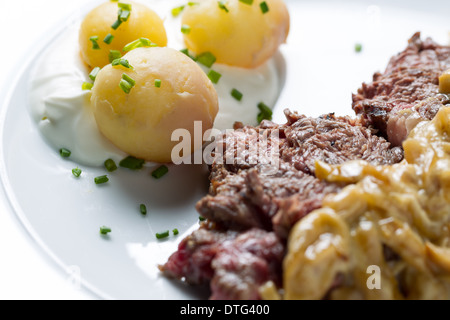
xmin=90 ymin=47 xmax=219 ymax=163
xmin=181 ymin=0 xmax=290 ymax=68
xmin=79 ymin=1 xmax=167 ymax=68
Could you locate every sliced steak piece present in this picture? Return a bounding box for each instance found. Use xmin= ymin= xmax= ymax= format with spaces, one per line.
xmin=353 ymin=32 xmax=450 ymax=145
xmin=281 ymin=111 xmax=404 ymax=174
xmin=160 ymin=227 xmax=285 ymax=300
xmin=197 ymin=110 xmax=403 ymax=238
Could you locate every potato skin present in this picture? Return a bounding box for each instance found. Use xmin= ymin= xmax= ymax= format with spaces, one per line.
xmin=90 ymin=47 xmax=219 ymax=163
xmin=79 ymin=1 xmax=167 ymax=68
xmin=182 ymin=0 xmax=290 ymax=68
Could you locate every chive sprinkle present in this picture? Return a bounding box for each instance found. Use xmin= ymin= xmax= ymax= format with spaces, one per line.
xmin=196 ymin=52 xmax=216 ymax=68
xmin=60 ymin=148 xmax=71 ymax=158
xmin=181 ymin=24 xmax=191 ymax=35
xmin=95 ymin=175 xmax=109 ymax=185
xmin=119 ymin=79 xmax=133 ymax=94
xmin=72 ymin=168 xmax=82 ymax=178
xmin=112 ymin=58 xmax=133 ymax=69
xmin=156 ymin=230 xmax=170 ymax=240
xmin=89 ymin=36 xmax=100 ymax=50
xmin=199 ymin=216 xmax=206 ymax=221
xmin=111 ymin=19 xmax=122 ymax=30
xmin=257 ymin=102 xmax=273 ymax=123
xmin=119 ymin=156 xmax=145 ymax=170
xmin=355 ymin=43 xmax=363 ymax=53
xmin=155 ymin=79 xmax=162 ymax=88
xmin=82 ymin=82 xmax=93 ymax=90
xmin=108 ymin=50 xmax=122 ymax=63
xmin=151 ymin=165 xmax=169 ymax=179
xmin=171 ymin=5 xmax=185 ymax=17
xmin=119 ymin=9 xmax=131 ymax=22
xmin=122 ymin=73 xmax=136 ymax=86
xmin=173 ymin=229 xmax=179 ymax=236
xmin=120 ymin=73 xmax=136 ymax=93
xmin=218 ymin=0 xmax=229 ymax=12
xmin=103 ymin=33 xmax=114 ymax=45
xmin=239 ymin=0 xmax=254 ymax=4
xmin=104 ymin=159 xmax=118 ymax=172
xmin=140 ymin=204 xmax=147 ymax=215
xmin=231 ymin=88 xmax=243 ymax=101
xmin=100 ymin=226 xmax=112 ymax=235
xmin=89 ymin=67 xmax=101 ymax=82
xmin=207 ymin=69 xmax=222 ymax=84
xmin=260 ymin=1 xmax=269 ymax=13
xmin=123 ymin=38 xmax=156 ymax=52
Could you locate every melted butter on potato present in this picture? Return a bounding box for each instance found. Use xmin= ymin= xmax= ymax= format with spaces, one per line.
xmin=90 ymin=47 xmax=218 ymax=163
xmin=79 ymin=1 xmax=167 ymax=68
xmin=181 ymin=0 xmax=290 ymax=68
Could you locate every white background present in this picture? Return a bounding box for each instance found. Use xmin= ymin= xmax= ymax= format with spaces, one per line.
xmin=0 ymin=0 xmax=95 ymax=300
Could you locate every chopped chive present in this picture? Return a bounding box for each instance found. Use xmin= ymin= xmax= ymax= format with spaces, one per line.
xmin=112 ymin=58 xmax=133 ymax=69
xmin=100 ymin=226 xmax=112 ymax=235
xmin=188 ymin=2 xmax=199 ymax=6
xmin=355 ymin=43 xmax=363 ymax=53
xmin=119 ymin=9 xmax=131 ymax=22
xmin=72 ymin=168 xmax=82 ymax=178
xmin=154 ymin=79 xmax=162 ymax=88
xmin=122 ymin=73 xmax=136 ymax=86
xmin=231 ymin=88 xmax=243 ymax=101
xmin=103 ymin=33 xmax=114 ymax=45
xmin=207 ymin=69 xmax=222 ymax=84
xmin=199 ymin=216 xmax=206 ymax=221
xmin=119 ymin=156 xmax=145 ymax=170
xmin=111 ymin=19 xmax=122 ymax=30
xmin=151 ymin=165 xmax=169 ymax=179
xmin=173 ymin=229 xmax=179 ymax=236
xmin=140 ymin=204 xmax=147 ymax=215
xmin=123 ymin=39 xmax=142 ymax=52
xmin=108 ymin=50 xmax=122 ymax=63
xmin=239 ymin=0 xmax=254 ymax=4
xmin=181 ymin=24 xmax=191 ymax=35
xmin=257 ymin=102 xmax=273 ymax=123
xmin=89 ymin=36 xmax=100 ymax=50
xmin=118 ymin=2 xmax=132 ymax=11
xmin=95 ymin=175 xmax=109 ymax=185
xmin=123 ymin=38 xmax=156 ymax=52
xmin=138 ymin=38 xmax=156 ymax=47
xmin=218 ymin=0 xmax=229 ymax=12
xmin=82 ymin=82 xmax=93 ymax=90
xmin=260 ymin=1 xmax=269 ymax=13
xmin=119 ymin=79 xmax=133 ymax=94
xmin=171 ymin=5 xmax=185 ymax=17
xmin=156 ymin=230 xmax=170 ymax=240
xmin=104 ymin=159 xmax=118 ymax=172
xmin=89 ymin=67 xmax=101 ymax=82
xmin=60 ymin=148 xmax=71 ymax=158
xmin=196 ymin=52 xmax=216 ymax=68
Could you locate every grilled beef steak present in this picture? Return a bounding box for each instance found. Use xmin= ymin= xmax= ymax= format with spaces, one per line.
xmin=353 ymin=32 xmax=450 ymax=146
xmin=162 ymin=111 xmax=402 ymax=299
xmin=197 ymin=110 xmax=403 ymax=239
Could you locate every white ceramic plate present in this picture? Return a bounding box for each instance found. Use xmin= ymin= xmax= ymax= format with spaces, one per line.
xmin=1 ymin=0 xmax=449 ymax=300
